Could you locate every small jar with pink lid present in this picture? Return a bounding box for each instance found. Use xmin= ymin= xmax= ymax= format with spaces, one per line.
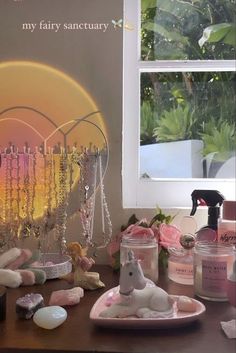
xmin=218 ymin=200 xmax=236 ymax=245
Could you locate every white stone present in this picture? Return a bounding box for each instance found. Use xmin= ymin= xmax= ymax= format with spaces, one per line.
xmin=33 ymin=306 xmax=67 ymax=329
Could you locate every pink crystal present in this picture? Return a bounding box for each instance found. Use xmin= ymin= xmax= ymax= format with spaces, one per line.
xmin=31 ymin=261 xmax=55 ymax=267
xmin=49 ymin=287 xmax=84 ymax=306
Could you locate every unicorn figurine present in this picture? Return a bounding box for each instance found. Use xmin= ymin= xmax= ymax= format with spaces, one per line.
xmin=100 ymin=251 xmax=174 ymax=318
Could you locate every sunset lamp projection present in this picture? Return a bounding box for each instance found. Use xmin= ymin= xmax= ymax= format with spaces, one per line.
xmin=0 ymin=61 xmax=111 ymax=258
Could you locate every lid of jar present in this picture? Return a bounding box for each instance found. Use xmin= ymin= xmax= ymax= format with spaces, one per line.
xmin=223 ymin=200 xmax=236 ymax=220
xmin=194 ymin=241 xmax=234 ymax=254
xmin=122 ymin=233 xmax=156 ymax=245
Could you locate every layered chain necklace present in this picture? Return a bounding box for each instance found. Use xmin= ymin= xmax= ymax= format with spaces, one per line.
xmin=0 ymin=141 xmax=112 ymax=254
xmin=78 ymin=148 xmax=112 ymax=252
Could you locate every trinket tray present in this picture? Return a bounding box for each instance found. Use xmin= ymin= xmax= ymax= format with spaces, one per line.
xmin=90 ymin=287 xmax=206 ymax=329
xmin=31 ymin=253 xmax=72 ymax=279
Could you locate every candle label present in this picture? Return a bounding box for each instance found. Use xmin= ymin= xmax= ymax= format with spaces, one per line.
xmin=202 ymin=260 xmax=227 ymax=293
xmin=218 ymin=230 xmax=236 ymax=245
xmin=168 ymin=262 xmax=193 ymax=279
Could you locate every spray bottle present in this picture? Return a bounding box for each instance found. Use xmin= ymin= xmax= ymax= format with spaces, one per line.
xmin=190 ymin=190 xmax=225 ymax=241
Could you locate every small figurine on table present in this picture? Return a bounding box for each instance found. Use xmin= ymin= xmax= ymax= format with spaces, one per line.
xmin=62 ymin=242 xmax=105 ymax=290
xmin=99 ymin=251 xmax=197 ymax=319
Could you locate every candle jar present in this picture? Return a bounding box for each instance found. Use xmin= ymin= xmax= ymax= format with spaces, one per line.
xmin=168 ymin=247 xmax=193 ymax=285
xmin=218 ymin=200 xmax=236 ymax=245
xmin=194 ymin=241 xmax=234 ymax=301
xmin=120 ymin=234 xmax=158 ymax=283
xmin=226 ymin=248 xmax=236 ymax=307
xmin=168 ymin=233 xmax=196 ymax=285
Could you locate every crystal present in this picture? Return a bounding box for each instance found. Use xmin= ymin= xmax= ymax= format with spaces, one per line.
xmin=33 ymin=306 xmax=67 ymax=329
xmin=49 ymin=287 xmax=84 ymax=306
xmin=221 ymin=320 xmax=236 ymax=339
xmin=16 ymin=293 xmax=44 ymax=319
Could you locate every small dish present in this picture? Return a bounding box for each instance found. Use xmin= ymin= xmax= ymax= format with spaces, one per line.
xmin=90 ymin=287 xmax=206 ymax=329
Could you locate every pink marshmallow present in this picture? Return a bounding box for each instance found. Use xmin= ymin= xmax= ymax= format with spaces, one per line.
xmin=6 ymin=249 xmax=32 ymax=270
xmin=16 ymin=270 xmax=35 ymax=286
xmin=49 ymin=287 xmax=84 ymax=306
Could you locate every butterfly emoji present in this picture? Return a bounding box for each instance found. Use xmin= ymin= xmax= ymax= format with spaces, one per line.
xmin=111 ymin=19 xmax=123 ymax=29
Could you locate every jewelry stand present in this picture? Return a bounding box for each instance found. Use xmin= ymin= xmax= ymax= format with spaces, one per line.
xmin=0 ymin=107 xmax=111 ymax=279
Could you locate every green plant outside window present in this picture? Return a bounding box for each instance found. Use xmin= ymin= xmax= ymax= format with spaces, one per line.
xmin=140 ymin=0 xmax=236 ymax=179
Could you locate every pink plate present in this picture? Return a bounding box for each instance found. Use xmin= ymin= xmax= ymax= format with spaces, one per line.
xmin=90 ymin=287 xmax=206 ymax=329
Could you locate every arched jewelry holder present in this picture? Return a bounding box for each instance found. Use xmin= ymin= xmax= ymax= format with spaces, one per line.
xmin=0 ymin=106 xmax=111 ymax=277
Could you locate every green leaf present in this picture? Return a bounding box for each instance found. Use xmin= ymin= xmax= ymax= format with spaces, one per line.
xmin=155 ymin=0 xmax=200 ymax=17
xmin=224 ymin=26 xmax=236 ymax=47
xmin=140 ymin=101 xmax=159 ymax=144
xmin=198 ymin=23 xmax=234 ymax=47
xmin=200 ymin=119 xmax=236 ymax=159
xmin=111 ymin=251 xmax=121 ymax=272
xmin=141 ymin=0 xmax=157 ymax=12
xmin=120 ymin=214 xmax=139 ymax=231
xmin=143 ymin=22 xmax=189 ymax=45
xmin=153 ymin=104 xmax=197 ymax=142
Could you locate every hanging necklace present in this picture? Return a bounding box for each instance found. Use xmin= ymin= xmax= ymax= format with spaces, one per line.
xmin=55 ymin=148 xmax=69 ymax=255
xmin=78 ymin=149 xmax=97 ymax=248
xmin=78 ymin=148 xmax=112 ymax=251
xmin=18 ymin=145 xmax=33 ymax=240
xmin=3 ymin=149 xmax=12 ymax=248
xmin=96 ymin=152 xmax=112 ymax=249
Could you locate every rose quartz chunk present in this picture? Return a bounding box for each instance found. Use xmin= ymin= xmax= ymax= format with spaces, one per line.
xmin=6 ymin=249 xmax=32 ymax=270
xmin=49 ymin=287 xmax=84 ymax=306
xmin=176 ymin=296 xmax=196 ymax=312
xmin=16 ymin=270 xmax=35 ymax=286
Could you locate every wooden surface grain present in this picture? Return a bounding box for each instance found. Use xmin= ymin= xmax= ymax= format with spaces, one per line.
xmin=0 ymin=265 xmax=235 ymax=353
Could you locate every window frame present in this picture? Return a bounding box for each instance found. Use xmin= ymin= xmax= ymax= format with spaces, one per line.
xmin=122 ymin=0 xmax=236 ymax=209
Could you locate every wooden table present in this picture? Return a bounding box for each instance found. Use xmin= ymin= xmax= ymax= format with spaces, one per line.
xmin=0 ymin=265 xmax=235 ymax=353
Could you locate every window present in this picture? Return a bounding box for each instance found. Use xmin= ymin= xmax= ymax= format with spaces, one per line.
xmin=123 ymin=0 xmax=236 ymax=208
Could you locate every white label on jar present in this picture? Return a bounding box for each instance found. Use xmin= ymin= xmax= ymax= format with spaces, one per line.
xmin=168 ymin=261 xmax=193 ymax=279
xmin=202 ymin=260 xmax=227 ymax=293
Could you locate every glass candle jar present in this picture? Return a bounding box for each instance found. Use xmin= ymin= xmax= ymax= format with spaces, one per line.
xmin=194 ymin=241 xmax=234 ymax=301
xmin=120 ymin=234 xmax=158 ymax=283
xmin=168 ymin=247 xmax=193 ymax=285
xmin=218 ymin=200 xmax=236 ymax=245
xmin=168 ymin=233 xmax=196 ymax=285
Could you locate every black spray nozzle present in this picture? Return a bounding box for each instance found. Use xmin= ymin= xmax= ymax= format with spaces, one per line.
xmin=190 ymin=189 xmax=225 ymax=216
xmin=190 ymin=190 xmax=225 ymax=230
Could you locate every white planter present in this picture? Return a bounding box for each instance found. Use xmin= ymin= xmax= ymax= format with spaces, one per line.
xmin=204 ymin=152 xmax=236 ymax=178
xmin=140 ymin=140 xmax=204 ymax=178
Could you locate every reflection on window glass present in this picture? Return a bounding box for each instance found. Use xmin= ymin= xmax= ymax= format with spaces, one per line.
xmin=140 ymin=72 xmax=236 ymax=179
xmin=141 ymin=0 xmax=236 ymax=61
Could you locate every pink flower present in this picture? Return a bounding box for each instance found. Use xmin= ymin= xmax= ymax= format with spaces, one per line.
xmin=107 ymin=216 xmax=182 ymax=270
xmin=158 ymin=223 xmax=182 ymax=249
xmin=123 ymin=223 xmax=155 ymax=238
xmin=107 ymin=221 xmax=155 ymax=266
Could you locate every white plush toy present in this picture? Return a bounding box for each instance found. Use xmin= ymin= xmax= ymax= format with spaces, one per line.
xmin=100 ymin=251 xmax=174 ymax=319
xmin=0 ymin=248 xmax=46 ymax=288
